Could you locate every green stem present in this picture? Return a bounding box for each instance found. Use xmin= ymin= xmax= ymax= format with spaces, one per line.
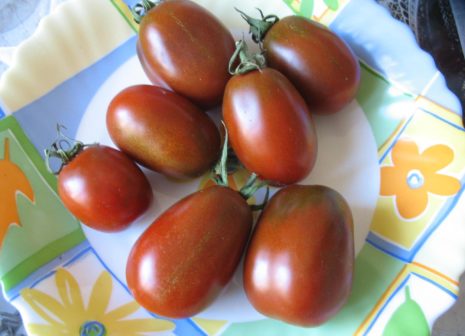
xmin=228 ymin=39 xmax=266 ymax=76
xmin=211 ymin=123 xmax=230 ymax=187
xmin=225 ymin=146 xmax=242 ymax=175
xmin=235 ymin=8 xmax=279 ymax=45
xmin=239 ymin=173 xmax=267 ymax=200
xmin=132 ymin=0 xmax=162 ymax=24
xmin=210 ymin=124 xmax=269 ymax=207
xmin=44 ymin=125 xmax=87 ymax=175
xmin=250 ymin=186 xmax=270 ymax=211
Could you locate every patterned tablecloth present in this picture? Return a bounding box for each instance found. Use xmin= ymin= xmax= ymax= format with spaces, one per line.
xmin=0 ymin=0 xmax=464 ymax=335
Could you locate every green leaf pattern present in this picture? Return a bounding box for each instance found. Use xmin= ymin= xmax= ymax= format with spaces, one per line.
xmin=323 ymin=0 xmax=339 ymax=10
xmin=300 ymin=0 xmax=314 ymax=17
xmin=383 ymin=286 xmax=430 ymax=336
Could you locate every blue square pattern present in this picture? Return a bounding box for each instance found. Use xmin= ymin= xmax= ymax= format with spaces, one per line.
xmin=122 ymin=0 xmax=139 ymax=9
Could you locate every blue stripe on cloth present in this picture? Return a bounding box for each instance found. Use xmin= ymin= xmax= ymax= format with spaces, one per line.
xmin=5 ymin=240 xmax=91 ymax=301
xmin=13 ymin=35 xmax=137 ymax=159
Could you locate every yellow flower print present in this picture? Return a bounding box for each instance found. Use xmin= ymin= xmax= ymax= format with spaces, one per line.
xmin=21 ymin=268 xmax=174 ymax=335
xmin=381 ymin=139 xmax=461 ymax=219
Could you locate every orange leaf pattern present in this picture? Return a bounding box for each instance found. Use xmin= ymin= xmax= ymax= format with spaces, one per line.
xmin=0 ymin=138 xmax=35 ymax=247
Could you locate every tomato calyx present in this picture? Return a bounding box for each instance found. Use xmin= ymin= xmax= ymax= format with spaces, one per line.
xmin=240 ymin=173 xmax=270 ymax=210
xmin=211 ymin=125 xmax=269 ymax=209
xmin=211 ymin=124 xmax=244 ymax=188
xmin=228 ymin=39 xmax=266 ymax=76
xmin=211 ymin=125 xmax=231 ymax=188
xmin=235 ymin=8 xmax=279 ymax=46
xmin=132 ymin=0 xmax=162 ymax=24
xmin=44 ymin=125 xmax=88 ymax=175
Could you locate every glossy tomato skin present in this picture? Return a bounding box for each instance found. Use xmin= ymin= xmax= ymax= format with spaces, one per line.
xmin=126 ymin=185 xmax=253 ymax=318
xmin=223 ymin=67 xmax=317 ymax=186
xmin=138 ymin=0 xmax=235 ymax=108
xmin=264 ymin=16 xmax=360 ymax=115
xmin=243 ymin=185 xmax=354 ymax=327
xmin=107 ymin=85 xmax=220 ymax=179
xmin=58 ymin=145 xmax=152 ymax=232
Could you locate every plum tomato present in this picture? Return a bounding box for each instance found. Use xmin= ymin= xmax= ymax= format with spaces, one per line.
xmin=106 ymin=85 xmax=221 ymax=179
xmin=126 ymin=185 xmax=253 ymax=318
xmin=240 ymin=11 xmax=360 ymax=114
xmin=243 ymin=184 xmax=354 ymax=327
xmin=56 ymin=144 xmax=153 ymax=232
xmin=223 ymin=45 xmax=317 ymax=185
xmin=136 ymin=0 xmax=235 ymax=108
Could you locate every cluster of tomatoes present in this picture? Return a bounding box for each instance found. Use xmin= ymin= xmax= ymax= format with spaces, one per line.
xmin=47 ymin=0 xmax=361 ymax=328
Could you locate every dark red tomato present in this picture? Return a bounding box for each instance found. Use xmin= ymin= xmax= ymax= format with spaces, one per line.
xmin=223 ymin=67 xmax=317 ymax=186
xmin=126 ymin=185 xmax=252 ymax=318
xmin=263 ymin=16 xmax=360 ymax=115
xmin=137 ymin=0 xmax=235 ymax=108
xmin=243 ymin=185 xmax=354 ymax=327
xmin=107 ymin=85 xmax=220 ymax=179
xmin=58 ymin=145 xmax=152 ymax=232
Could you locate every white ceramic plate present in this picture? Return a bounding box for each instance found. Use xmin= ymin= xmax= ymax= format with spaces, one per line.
xmin=74 ymin=0 xmax=381 ymax=323
xmin=76 ymin=53 xmax=379 ymax=321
